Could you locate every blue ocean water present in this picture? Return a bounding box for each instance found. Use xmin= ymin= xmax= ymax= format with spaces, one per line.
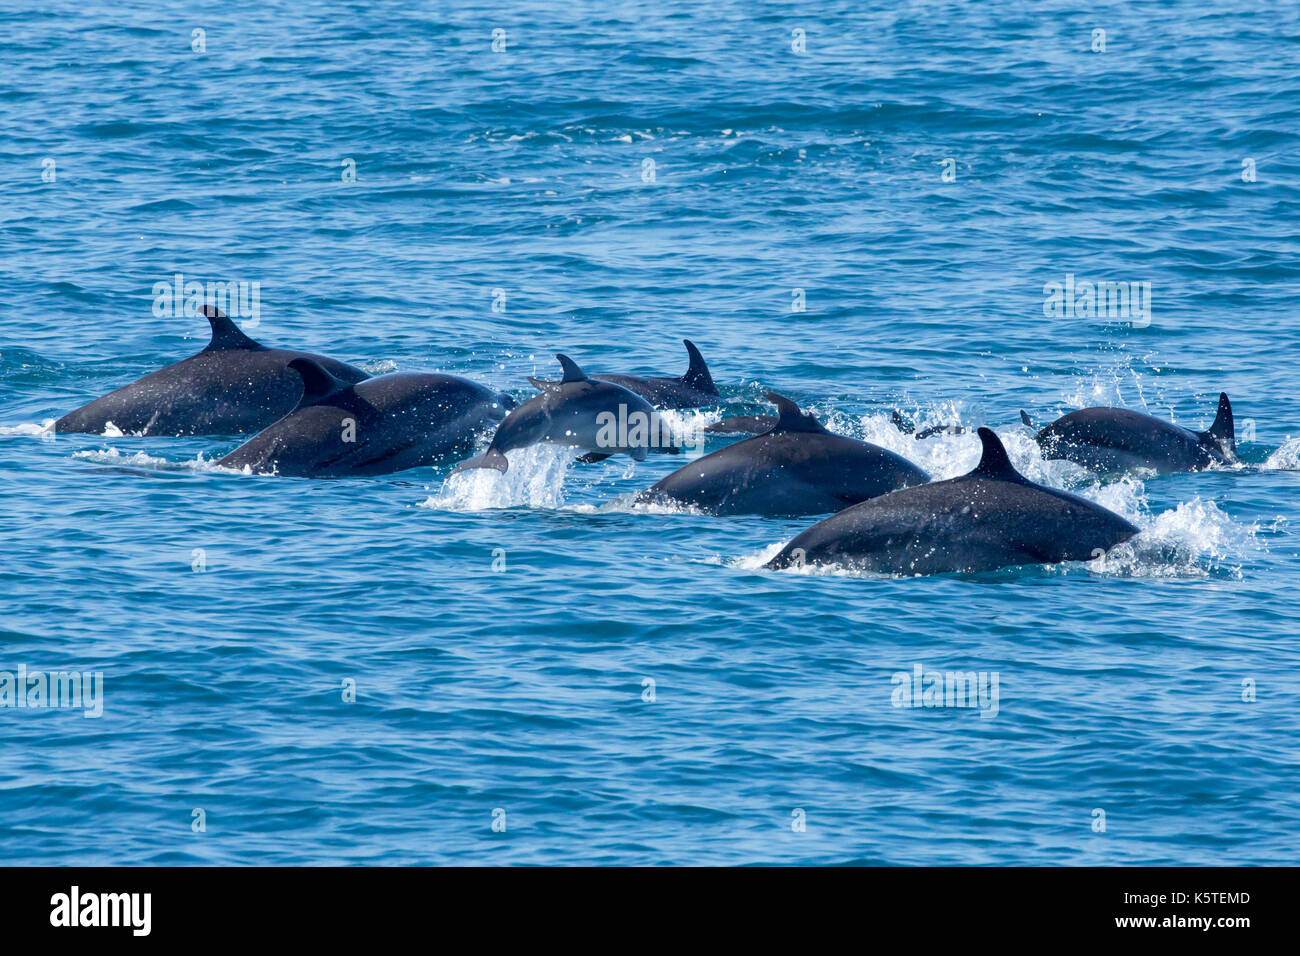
xmin=2 ymin=0 xmax=1299 ymax=865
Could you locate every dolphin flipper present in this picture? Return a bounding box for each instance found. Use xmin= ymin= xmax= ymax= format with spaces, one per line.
xmin=891 ymin=410 xmax=916 ymax=435
xmin=1020 ymin=410 xmax=1038 ymax=431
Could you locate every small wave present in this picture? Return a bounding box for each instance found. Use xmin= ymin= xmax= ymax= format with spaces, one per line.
xmin=1087 ymin=498 xmax=1255 ymax=579
xmin=71 ymin=447 xmax=219 ymax=473
xmin=1262 ymin=437 xmax=1300 ymax=471
xmin=0 ymin=421 xmax=54 ymax=437
xmin=421 ymin=445 xmax=577 ymax=511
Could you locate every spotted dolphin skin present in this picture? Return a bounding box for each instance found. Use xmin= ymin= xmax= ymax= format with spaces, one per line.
xmin=536 ymin=340 xmax=721 ymax=409
xmin=54 ymin=306 xmax=368 ymax=436
xmin=217 ymin=359 xmax=512 ymax=477
xmin=452 ymin=354 xmax=679 ymax=474
xmin=638 ymin=393 xmax=929 ymax=516
xmin=767 ymin=427 xmax=1138 ymax=575
xmin=1021 ymin=393 xmax=1237 ymax=474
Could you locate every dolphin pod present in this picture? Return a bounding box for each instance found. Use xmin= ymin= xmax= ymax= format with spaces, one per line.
xmin=55 ymin=307 xmax=368 ymax=436
xmin=217 ymin=359 xmax=513 ymax=477
xmin=49 ymin=318 xmax=1253 ymax=575
xmin=638 ymin=393 xmax=929 ymax=516
xmin=1020 ymin=393 xmax=1237 ymax=474
xmin=766 ymin=428 xmax=1140 ymax=575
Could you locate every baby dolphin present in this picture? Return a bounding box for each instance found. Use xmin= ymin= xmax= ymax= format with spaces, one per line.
xmin=217 ymin=359 xmax=512 ymax=477
xmin=534 ymin=340 xmax=721 ymax=409
xmin=452 ymin=354 xmax=679 ymax=474
xmin=638 ymin=393 xmax=929 ymax=516
xmin=1021 ymin=393 xmax=1237 ymax=474
xmin=55 ymin=306 xmax=367 ymax=436
xmin=767 ymin=427 xmax=1138 ymax=575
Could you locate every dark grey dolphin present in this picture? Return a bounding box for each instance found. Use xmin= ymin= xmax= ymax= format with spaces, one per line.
xmin=705 ymin=414 xmax=777 ymax=436
xmin=1021 ymin=393 xmax=1237 ymax=474
xmin=452 ymin=354 xmax=679 ymax=474
xmin=535 ymin=340 xmax=721 ymax=409
xmin=638 ymin=393 xmax=929 ymax=516
xmin=54 ymin=306 xmax=367 ymax=436
xmin=217 ymin=359 xmax=511 ymax=477
xmin=767 ymin=427 xmax=1138 ymax=575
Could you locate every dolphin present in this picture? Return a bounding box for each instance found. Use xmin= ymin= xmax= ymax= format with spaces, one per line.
xmin=216 ymin=359 xmax=512 ymax=477
xmin=534 ymin=340 xmax=721 ymax=409
xmin=705 ymin=414 xmax=777 ymax=436
xmin=891 ymin=410 xmax=967 ymax=440
xmin=637 ymin=393 xmax=929 ymax=516
xmin=54 ymin=306 xmax=368 ymax=436
xmin=766 ymin=427 xmax=1138 ymax=575
xmin=1020 ymin=393 xmax=1237 ymax=474
xmin=451 ymin=354 xmax=679 ymax=474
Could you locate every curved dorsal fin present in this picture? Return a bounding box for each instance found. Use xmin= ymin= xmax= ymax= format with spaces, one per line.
xmin=764 ymin=392 xmax=828 ymax=434
xmin=201 ymin=305 xmax=263 ymax=352
xmin=680 ymin=340 xmax=718 ymax=394
xmin=288 ymin=357 xmax=354 ymax=411
xmin=555 ymin=354 xmax=588 ymax=383
xmin=1206 ymin=392 xmax=1235 ymax=449
xmin=969 ymin=427 xmax=1025 ymax=481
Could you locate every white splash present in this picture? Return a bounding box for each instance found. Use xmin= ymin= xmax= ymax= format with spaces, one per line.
xmin=1263 ymin=437 xmax=1300 ymax=471
xmin=422 ymin=444 xmax=577 ymax=511
xmin=71 ymin=446 xmax=221 ymax=473
xmin=0 ymin=420 xmax=55 ymax=437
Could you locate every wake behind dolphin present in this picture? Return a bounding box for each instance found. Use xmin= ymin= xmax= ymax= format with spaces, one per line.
xmin=767 ymin=427 xmax=1138 ymax=575
xmin=54 ymin=306 xmax=367 ymax=436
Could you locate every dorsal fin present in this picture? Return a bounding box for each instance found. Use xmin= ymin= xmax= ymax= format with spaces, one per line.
xmin=555 ymin=354 xmax=588 ymax=383
xmin=764 ymin=392 xmax=828 ymax=435
xmin=969 ymin=427 xmax=1025 ymax=481
xmin=288 ymin=357 xmax=354 ymax=411
xmin=1206 ymin=392 xmax=1235 ymax=449
xmin=680 ymin=340 xmax=718 ymax=394
xmin=201 ymin=305 xmax=263 ymax=352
